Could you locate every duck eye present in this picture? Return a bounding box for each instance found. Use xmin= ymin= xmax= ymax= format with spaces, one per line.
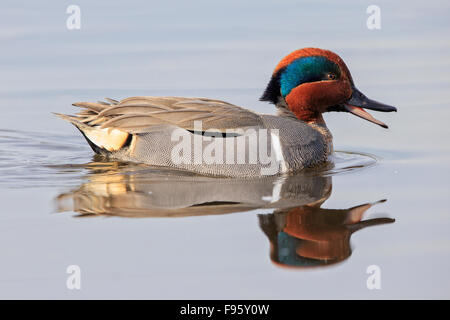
xmin=326 ymin=73 xmax=336 ymax=80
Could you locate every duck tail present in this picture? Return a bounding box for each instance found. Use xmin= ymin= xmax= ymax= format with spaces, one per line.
xmin=54 ymin=99 xmax=130 ymax=154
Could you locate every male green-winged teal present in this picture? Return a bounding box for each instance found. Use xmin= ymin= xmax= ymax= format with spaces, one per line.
xmin=57 ymin=48 xmax=396 ymax=177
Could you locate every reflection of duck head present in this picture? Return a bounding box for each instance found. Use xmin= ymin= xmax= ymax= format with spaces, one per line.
xmin=56 ymin=160 xmax=394 ymax=269
xmin=259 ymin=200 xmax=394 ymax=268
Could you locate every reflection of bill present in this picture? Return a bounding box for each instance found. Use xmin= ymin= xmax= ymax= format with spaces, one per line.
xmin=56 ymin=160 xmax=394 ymax=269
xmin=259 ymin=200 xmax=394 ymax=268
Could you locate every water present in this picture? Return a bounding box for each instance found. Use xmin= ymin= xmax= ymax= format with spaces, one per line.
xmin=1 ymin=0 xmax=450 ymax=299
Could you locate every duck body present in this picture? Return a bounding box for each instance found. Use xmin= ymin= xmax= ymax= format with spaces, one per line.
xmin=58 ymin=96 xmax=331 ymax=177
xmin=57 ymin=48 xmax=396 ymax=177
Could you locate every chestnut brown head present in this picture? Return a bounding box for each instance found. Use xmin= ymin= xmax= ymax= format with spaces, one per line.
xmin=261 ymin=48 xmax=396 ymax=128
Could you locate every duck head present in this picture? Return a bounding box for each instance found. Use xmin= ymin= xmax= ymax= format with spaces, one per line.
xmin=261 ymin=48 xmax=397 ymax=128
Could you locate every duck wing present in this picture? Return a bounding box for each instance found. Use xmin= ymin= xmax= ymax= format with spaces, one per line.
xmin=59 ymin=96 xmax=263 ymax=134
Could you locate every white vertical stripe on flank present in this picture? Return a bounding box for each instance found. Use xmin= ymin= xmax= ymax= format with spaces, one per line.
xmin=270 ymin=131 xmax=288 ymax=174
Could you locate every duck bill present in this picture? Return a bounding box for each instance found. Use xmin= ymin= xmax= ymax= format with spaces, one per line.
xmin=344 ymin=87 xmax=397 ymax=129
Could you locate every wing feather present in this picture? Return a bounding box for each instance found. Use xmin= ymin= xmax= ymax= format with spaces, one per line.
xmin=61 ymin=96 xmax=262 ymax=134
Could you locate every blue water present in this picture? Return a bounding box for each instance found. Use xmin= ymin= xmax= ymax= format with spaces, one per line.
xmin=1 ymin=0 xmax=450 ymax=299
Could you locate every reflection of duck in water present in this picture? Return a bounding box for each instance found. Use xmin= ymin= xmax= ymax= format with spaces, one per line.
xmin=259 ymin=200 xmax=394 ymax=268
xmin=56 ymin=161 xmax=394 ymax=268
xmin=56 ymin=161 xmax=333 ymax=217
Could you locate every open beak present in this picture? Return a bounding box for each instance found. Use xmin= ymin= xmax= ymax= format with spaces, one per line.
xmin=344 ymin=87 xmax=397 ymax=129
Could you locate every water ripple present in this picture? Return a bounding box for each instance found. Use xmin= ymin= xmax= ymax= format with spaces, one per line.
xmin=0 ymin=129 xmax=379 ymax=188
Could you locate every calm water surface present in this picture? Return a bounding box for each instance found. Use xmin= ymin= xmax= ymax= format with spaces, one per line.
xmin=1 ymin=0 xmax=450 ymax=298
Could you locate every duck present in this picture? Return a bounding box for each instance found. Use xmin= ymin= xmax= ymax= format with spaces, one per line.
xmin=56 ymin=47 xmax=396 ymax=177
